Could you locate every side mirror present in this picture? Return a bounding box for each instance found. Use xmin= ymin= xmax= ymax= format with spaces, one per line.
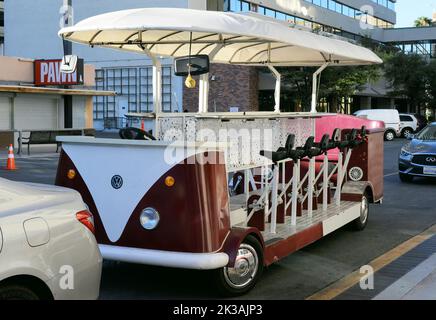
xmin=174 ymin=55 xmax=210 ymax=76
xmin=60 ymin=55 xmax=78 ymax=74
xmin=407 ymin=134 xmax=415 ymax=140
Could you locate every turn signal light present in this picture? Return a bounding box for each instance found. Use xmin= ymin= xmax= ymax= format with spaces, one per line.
xmin=165 ymin=176 xmax=175 ymax=187
xmin=67 ymin=169 xmax=76 ymax=180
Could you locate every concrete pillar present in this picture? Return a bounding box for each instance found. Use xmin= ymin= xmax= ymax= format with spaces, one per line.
xmin=188 ymin=0 xmax=207 ymax=10
xmin=85 ymin=96 xmax=94 ymax=128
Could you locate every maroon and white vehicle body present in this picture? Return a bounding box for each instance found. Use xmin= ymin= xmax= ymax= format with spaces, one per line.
xmin=55 ymin=113 xmax=384 ymax=269
xmin=56 ymin=8 xmax=385 ymax=294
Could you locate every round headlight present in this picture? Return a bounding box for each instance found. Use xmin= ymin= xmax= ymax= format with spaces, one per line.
xmin=140 ymin=208 xmax=160 ymax=230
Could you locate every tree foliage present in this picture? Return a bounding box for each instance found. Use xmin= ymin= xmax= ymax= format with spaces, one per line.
xmin=279 ymin=60 xmax=382 ymax=112
xmin=428 ymin=59 xmax=436 ymax=111
xmin=414 ymin=16 xmax=433 ymax=27
xmin=383 ymin=53 xmax=435 ymax=114
xmin=276 ymin=35 xmax=436 ymax=115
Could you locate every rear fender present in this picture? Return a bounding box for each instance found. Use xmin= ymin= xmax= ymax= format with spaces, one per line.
xmin=341 ymin=181 xmax=374 ymax=203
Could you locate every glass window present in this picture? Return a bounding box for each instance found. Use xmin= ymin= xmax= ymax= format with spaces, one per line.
xmin=417 ymin=125 xmax=436 ymax=141
xmin=241 ymin=1 xmax=250 ymax=12
xmin=265 ymin=8 xmax=276 ymax=18
xmin=276 ymin=12 xmax=286 ymax=21
xmin=230 ymin=0 xmax=241 ymax=12
xmin=400 ymin=115 xmax=413 ymax=122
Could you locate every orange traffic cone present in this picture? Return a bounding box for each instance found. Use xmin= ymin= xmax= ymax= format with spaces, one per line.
xmin=6 ymin=144 xmax=17 ymax=170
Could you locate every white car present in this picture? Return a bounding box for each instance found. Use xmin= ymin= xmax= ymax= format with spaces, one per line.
xmin=354 ymin=109 xmax=401 ymax=141
xmin=399 ymin=114 xmax=419 ymax=138
xmin=0 ymin=178 xmax=102 ymax=300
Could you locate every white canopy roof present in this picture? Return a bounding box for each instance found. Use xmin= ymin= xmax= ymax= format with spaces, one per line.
xmin=59 ymin=8 xmax=382 ymax=67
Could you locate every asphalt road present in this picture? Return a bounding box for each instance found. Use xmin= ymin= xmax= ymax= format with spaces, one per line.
xmin=1 ymin=139 xmax=435 ymax=300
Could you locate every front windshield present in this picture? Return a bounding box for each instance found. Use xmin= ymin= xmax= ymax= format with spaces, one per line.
xmin=416 ymin=125 xmax=436 ymax=141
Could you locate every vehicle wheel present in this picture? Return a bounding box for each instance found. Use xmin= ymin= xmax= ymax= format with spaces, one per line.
xmin=351 ymin=195 xmax=369 ymax=231
xmin=213 ymin=235 xmax=263 ymax=297
xmin=402 ymin=128 xmax=413 ymax=139
xmin=0 ymin=284 xmax=40 ymax=300
xmin=399 ymin=173 xmax=414 ymax=183
xmin=384 ymin=130 xmax=396 ymax=141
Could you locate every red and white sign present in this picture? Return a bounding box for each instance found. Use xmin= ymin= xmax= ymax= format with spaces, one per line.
xmin=34 ymin=59 xmax=84 ymax=86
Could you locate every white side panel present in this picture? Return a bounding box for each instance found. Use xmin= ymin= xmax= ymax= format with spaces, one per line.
xmin=62 ymin=143 xmax=209 ymax=242
xmin=230 ymin=208 xmax=247 ymax=226
xmin=0 ymin=97 xmax=11 ymax=130
xmin=14 ymin=96 xmax=58 ymax=130
xmin=322 ymin=203 xmax=360 ymax=236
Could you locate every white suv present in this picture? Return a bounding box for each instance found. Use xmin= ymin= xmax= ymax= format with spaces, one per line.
xmin=354 ymin=109 xmax=401 ymax=141
xmin=399 ymin=114 xmax=418 ymax=138
xmin=0 ymin=178 xmax=102 ymax=300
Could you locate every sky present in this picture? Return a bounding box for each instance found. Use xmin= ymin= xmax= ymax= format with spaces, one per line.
xmin=395 ymin=0 xmax=436 ymax=27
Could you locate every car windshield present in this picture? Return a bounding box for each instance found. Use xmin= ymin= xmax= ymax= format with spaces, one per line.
xmin=416 ymin=125 xmax=436 ymax=140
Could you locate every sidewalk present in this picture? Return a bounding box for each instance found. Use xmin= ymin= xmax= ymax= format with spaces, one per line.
xmin=0 ymin=130 xmax=120 ymax=160
xmin=336 ymin=233 xmax=436 ymax=300
xmin=374 ymin=251 xmax=436 ymax=300
xmin=0 ymin=145 xmax=59 ymax=160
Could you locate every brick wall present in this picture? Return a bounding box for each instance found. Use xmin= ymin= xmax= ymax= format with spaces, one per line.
xmin=182 ymin=64 xmax=259 ymax=112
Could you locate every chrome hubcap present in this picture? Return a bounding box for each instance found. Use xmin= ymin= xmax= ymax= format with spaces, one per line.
xmin=223 ymin=244 xmax=258 ymax=289
xmin=386 ymin=132 xmax=394 ymax=140
xmin=361 ymin=196 xmax=369 ymax=224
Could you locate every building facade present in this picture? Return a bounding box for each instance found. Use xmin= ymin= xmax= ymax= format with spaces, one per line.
xmin=219 ymin=0 xmax=436 ymax=113
xmin=0 ymin=56 xmax=114 ymax=149
xmin=3 ymin=0 xmax=436 ymax=125
xmin=4 ymin=0 xmax=200 ymax=129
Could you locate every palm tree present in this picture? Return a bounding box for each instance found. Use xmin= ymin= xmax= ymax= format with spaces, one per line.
xmin=414 ymin=16 xmax=433 ymax=27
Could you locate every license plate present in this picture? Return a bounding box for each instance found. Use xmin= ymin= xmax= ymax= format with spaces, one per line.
xmin=423 ymin=167 xmax=436 ymax=175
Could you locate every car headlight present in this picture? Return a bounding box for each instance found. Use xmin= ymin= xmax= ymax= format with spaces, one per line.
xmin=140 ymin=208 xmax=160 ymax=230
xmin=400 ymin=149 xmax=413 ymax=161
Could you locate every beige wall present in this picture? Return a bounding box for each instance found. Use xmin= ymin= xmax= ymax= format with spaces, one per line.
xmin=0 ymin=56 xmax=34 ymax=84
xmin=0 ymin=56 xmax=96 ymax=86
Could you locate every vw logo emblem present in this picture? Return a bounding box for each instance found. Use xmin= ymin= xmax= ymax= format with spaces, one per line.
xmin=426 ymin=157 xmax=436 ymax=163
xmin=111 ymin=175 xmax=123 ymax=189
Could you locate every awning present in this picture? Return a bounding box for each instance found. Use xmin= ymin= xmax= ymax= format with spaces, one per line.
xmin=58 ymin=8 xmax=383 ymax=67
xmin=0 ymin=85 xmax=116 ymax=96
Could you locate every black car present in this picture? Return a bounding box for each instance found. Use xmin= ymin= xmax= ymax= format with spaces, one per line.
xmin=399 ymin=122 xmax=436 ymax=182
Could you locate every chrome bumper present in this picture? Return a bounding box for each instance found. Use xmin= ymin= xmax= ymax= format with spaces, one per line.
xmin=99 ymin=245 xmax=229 ymax=270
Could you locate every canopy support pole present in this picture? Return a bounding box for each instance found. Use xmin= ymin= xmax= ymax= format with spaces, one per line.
xmin=268 ymin=65 xmax=281 ymax=113
xmin=139 ymin=44 xmax=162 ymax=137
xmin=198 ymin=43 xmax=223 ymax=113
xmin=310 ymin=62 xmax=330 ymax=113
xmin=199 ymin=74 xmax=209 ymax=113
xmin=151 ymin=56 xmax=162 ymax=137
